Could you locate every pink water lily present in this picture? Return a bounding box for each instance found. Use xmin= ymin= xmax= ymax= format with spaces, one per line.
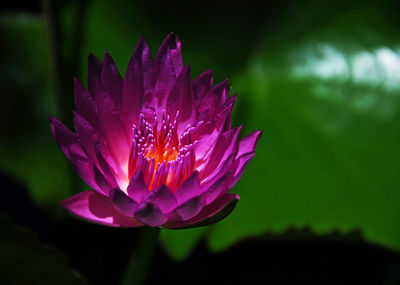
xmin=50 ymin=33 xmax=262 ymax=228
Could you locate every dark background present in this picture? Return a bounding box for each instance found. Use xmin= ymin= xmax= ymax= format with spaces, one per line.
xmin=2 ymin=0 xmax=400 ymax=284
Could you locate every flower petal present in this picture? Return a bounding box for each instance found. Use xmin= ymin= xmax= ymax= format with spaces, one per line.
xmin=198 ymin=80 xmax=229 ymax=120
xmin=167 ymin=65 xmax=195 ymax=127
xmin=122 ymin=36 xmax=153 ymax=135
xmin=174 ymin=171 xmax=201 ymax=204
xmin=94 ymin=85 xmax=130 ymax=166
xmin=236 ymin=130 xmax=263 ymax=158
xmin=145 ymin=184 xmax=177 ymax=213
xmin=200 ymin=126 xmax=241 ymax=182
xmin=49 ymin=116 xmax=77 ymax=160
xmin=61 ymin=191 xmax=143 ymax=227
xmin=73 ymin=111 xmax=99 ymax=164
xmin=228 ymin=152 xmax=256 ymax=189
xmin=155 ymin=32 xmax=183 ymax=77
xmin=165 ymin=193 xmax=239 ymax=229
xmin=101 ymin=52 xmax=123 ymax=113
xmin=127 ymin=171 xmax=150 ymax=203
xmin=203 ymin=173 xmax=230 ymax=205
xmin=174 ymin=195 xmax=204 ymax=221
xmin=152 ymin=33 xmax=183 ymax=104
xmin=134 ymin=202 xmax=168 ymax=227
xmin=110 ymin=188 xmax=138 ymax=216
xmin=74 ymin=79 xmax=98 ymax=128
xmin=193 ymin=70 xmax=213 ymax=99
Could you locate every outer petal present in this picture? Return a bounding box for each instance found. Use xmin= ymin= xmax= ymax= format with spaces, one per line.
xmin=101 ymin=52 xmax=123 ymax=112
xmin=134 ymin=202 xmax=168 ymax=227
xmin=151 ymin=33 xmax=183 ymax=106
xmin=73 ymin=111 xmax=99 ymax=164
xmin=155 ymin=32 xmax=183 ymax=77
xmin=203 ymin=173 xmax=230 ymax=205
xmin=198 ymin=80 xmax=229 ymax=121
xmin=228 ymin=152 xmax=256 ymax=189
xmin=145 ymin=184 xmax=177 ymax=213
xmin=110 ymin=188 xmax=138 ymax=216
xmin=193 ymin=70 xmax=213 ymax=100
xmin=236 ymin=130 xmax=263 ymax=158
xmin=174 ymin=171 xmax=201 ymax=203
xmin=61 ymin=191 xmax=143 ymax=227
xmin=74 ymin=79 xmax=98 ymax=128
xmin=127 ymin=171 xmax=149 ymax=203
xmin=200 ymin=126 xmax=241 ymax=182
xmin=174 ymin=195 xmax=204 ymax=221
xmin=50 ymin=117 xmax=100 ymax=193
xmin=49 ymin=116 xmax=77 ymax=160
xmin=165 ymin=193 xmax=239 ymax=229
xmin=122 ymin=36 xmax=153 ymax=135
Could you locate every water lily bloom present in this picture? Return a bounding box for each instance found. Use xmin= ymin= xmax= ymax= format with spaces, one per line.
xmin=50 ymin=33 xmax=262 ymax=228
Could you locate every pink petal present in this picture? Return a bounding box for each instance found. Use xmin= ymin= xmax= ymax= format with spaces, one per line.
xmin=49 ymin=116 xmax=77 ymax=160
xmin=74 ymin=79 xmax=98 ymax=128
xmin=200 ymin=126 xmax=241 ymax=182
xmin=145 ymin=184 xmax=177 ymax=213
xmin=110 ymin=188 xmax=138 ymax=216
xmin=174 ymin=195 xmax=204 ymax=221
xmin=193 ymin=70 xmax=213 ymax=99
xmin=101 ymin=52 xmax=123 ymax=113
xmin=203 ymin=173 xmax=230 ymax=205
xmin=165 ymin=193 xmax=239 ymax=229
xmin=236 ymin=130 xmax=263 ymax=158
xmin=174 ymin=171 xmax=201 ymax=204
xmin=94 ymin=146 xmax=118 ymax=190
xmin=134 ymin=202 xmax=168 ymax=227
xmin=152 ymin=34 xmax=182 ymax=104
xmin=73 ymin=111 xmax=99 ymax=164
xmin=127 ymin=171 xmax=150 ymax=203
xmin=167 ymin=65 xmax=195 ymax=127
xmin=122 ymin=36 xmax=153 ymax=135
xmin=94 ymin=86 xmax=130 ymax=166
xmin=92 ymin=165 xmax=114 ymax=195
xmin=228 ymin=152 xmax=256 ymax=189
xmin=61 ymin=191 xmax=143 ymax=227
xmin=198 ymin=80 xmax=229 ymax=120
xmin=155 ymin=33 xmax=183 ymax=77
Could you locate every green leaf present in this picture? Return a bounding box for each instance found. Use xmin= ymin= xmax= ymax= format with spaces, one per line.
xmin=207 ymin=0 xmax=400 ymax=252
xmin=0 ymin=215 xmax=87 ymax=284
xmin=0 ymin=14 xmax=73 ymax=206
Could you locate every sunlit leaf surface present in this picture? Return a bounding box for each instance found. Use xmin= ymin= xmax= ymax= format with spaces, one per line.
xmin=207 ymin=0 xmax=400 ymax=252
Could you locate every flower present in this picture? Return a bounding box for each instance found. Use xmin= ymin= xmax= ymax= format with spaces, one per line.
xmin=50 ymin=33 xmax=262 ymax=228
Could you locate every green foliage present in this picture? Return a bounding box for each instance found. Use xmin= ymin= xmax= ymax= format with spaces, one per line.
xmin=0 ymin=14 xmax=73 ymax=205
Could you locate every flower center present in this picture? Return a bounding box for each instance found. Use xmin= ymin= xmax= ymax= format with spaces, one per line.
xmin=128 ymin=112 xmax=197 ymax=191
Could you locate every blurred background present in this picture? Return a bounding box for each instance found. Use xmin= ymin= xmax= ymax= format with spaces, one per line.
xmin=1 ymin=0 xmax=400 ymax=284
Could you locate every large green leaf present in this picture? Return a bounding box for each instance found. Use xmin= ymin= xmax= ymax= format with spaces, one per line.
xmin=207 ymin=0 xmax=400 ymax=252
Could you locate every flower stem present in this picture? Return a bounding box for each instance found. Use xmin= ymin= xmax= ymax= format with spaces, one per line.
xmin=121 ymin=227 xmax=161 ymax=285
